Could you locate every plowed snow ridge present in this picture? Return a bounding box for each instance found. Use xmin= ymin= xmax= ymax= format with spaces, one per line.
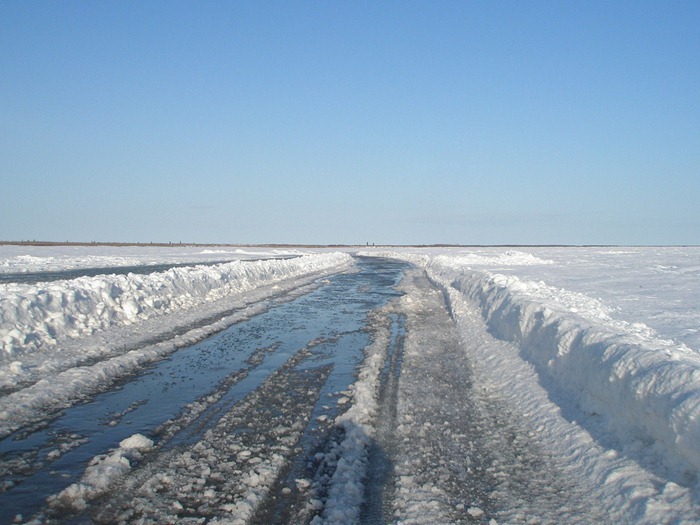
xmin=1 ymin=253 xmax=352 ymax=358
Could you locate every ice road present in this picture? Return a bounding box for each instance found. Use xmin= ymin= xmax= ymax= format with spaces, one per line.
xmin=0 ymin=250 xmax=699 ymax=524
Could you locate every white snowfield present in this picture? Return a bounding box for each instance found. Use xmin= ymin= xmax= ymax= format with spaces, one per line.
xmin=0 ymin=244 xmax=308 ymax=275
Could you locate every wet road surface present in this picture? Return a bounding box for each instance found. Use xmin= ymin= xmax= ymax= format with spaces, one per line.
xmin=0 ymin=257 xmax=407 ymax=524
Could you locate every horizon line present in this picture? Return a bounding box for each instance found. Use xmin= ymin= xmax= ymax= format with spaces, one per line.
xmin=2 ymin=241 xmax=699 ymax=249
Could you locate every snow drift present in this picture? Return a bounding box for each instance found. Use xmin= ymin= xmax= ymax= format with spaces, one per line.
xmin=380 ymin=252 xmax=700 ymax=479
xmin=0 ymin=253 xmax=352 ymax=359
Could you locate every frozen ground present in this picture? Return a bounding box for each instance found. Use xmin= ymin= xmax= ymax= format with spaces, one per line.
xmin=0 ymin=245 xmax=699 ymax=524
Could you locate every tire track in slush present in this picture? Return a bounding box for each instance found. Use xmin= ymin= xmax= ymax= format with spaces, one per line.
xmin=84 ymin=348 xmax=334 ymax=524
xmin=360 ymin=313 xmax=406 ymax=524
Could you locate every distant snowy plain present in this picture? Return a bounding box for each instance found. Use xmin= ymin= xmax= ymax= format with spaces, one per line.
xmin=1 ymin=244 xmax=699 ymax=523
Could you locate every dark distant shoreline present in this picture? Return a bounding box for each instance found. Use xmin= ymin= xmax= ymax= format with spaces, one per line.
xmin=1 ymin=241 xmax=695 ymax=248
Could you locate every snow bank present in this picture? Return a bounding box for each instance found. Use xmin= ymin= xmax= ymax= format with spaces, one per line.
xmin=360 ymin=250 xmax=554 ymax=267
xmin=0 ymin=253 xmax=352 ymax=358
xmin=377 ymin=251 xmax=700 ymax=481
xmin=418 ymin=256 xmax=700 ymax=477
xmin=432 ymin=250 xmax=554 ymax=267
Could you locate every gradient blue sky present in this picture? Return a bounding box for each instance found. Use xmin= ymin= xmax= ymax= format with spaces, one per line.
xmin=2 ymin=1 xmax=699 ymax=245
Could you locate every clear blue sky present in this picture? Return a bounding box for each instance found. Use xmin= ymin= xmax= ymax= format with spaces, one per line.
xmin=2 ymin=1 xmax=698 ymax=245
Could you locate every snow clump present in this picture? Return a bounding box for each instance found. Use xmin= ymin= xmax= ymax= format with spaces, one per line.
xmin=48 ymin=434 xmax=154 ymax=512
